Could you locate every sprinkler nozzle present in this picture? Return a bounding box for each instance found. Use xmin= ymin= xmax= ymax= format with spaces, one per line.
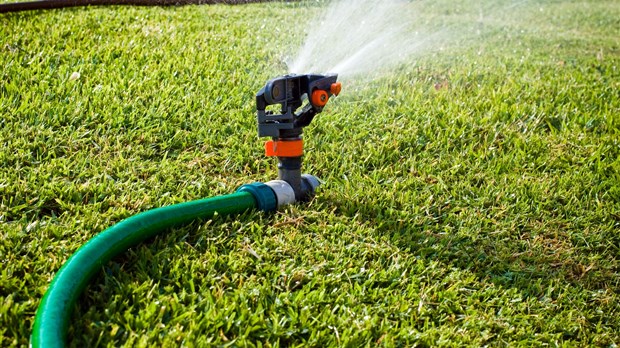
xmin=330 ymin=82 xmax=342 ymax=96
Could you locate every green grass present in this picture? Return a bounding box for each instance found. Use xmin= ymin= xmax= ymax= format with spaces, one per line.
xmin=1 ymin=0 xmax=619 ymax=346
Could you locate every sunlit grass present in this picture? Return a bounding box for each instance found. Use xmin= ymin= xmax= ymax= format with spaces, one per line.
xmin=1 ymin=0 xmax=619 ymax=346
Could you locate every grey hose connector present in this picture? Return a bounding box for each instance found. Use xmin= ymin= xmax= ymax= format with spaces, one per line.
xmin=265 ymin=175 xmax=321 ymax=207
xmin=301 ymin=174 xmax=321 ymax=196
xmin=265 ymin=180 xmax=296 ymax=207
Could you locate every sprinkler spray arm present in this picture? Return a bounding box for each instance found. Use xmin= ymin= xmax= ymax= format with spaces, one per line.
xmin=256 ymin=73 xmax=341 ymax=201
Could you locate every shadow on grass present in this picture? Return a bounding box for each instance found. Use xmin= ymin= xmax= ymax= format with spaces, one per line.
xmin=327 ymin=194 xmax=617 ymax=296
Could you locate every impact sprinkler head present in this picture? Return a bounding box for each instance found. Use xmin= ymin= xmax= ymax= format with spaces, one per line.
xmin=256 ymin=73 xmax=341 ymax=201
xmin=256 ymin=73 xmax=340 ymax=138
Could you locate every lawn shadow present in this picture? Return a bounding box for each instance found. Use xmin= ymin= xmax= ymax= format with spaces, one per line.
xmin=327 ymin=194 xmax=616 ymax=297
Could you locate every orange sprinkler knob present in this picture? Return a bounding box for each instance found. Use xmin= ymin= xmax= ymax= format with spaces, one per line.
xmin=311 ymin=89 xmax=329 ymax=107
xmin=330 ymin=82 xmax=342 ymax=96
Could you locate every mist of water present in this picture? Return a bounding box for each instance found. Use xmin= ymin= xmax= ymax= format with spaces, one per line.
xmin=288 ymin=0 xmax=451 ymax=79
xmin=288 ymin=0 xmax=531 ymax=80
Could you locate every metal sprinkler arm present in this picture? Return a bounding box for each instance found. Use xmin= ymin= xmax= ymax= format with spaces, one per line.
xmin=256 ymin=73 xmax=341 ymax=201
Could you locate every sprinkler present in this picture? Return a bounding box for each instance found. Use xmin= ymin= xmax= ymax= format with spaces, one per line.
xmin=257 ymin=73 xmax=341 ymax=201
xmin=30 ymin=73 xmax=341 ymax=347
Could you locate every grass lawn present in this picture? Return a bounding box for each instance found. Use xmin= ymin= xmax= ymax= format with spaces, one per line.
xmin=1 ymin=0 xmax=619 ymax=346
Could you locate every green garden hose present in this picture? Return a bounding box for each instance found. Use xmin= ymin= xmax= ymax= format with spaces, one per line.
xmin=0 ymin=0 xmax=272 ymax=14
xmin=31 ymin=183 xmax=277 ymax=348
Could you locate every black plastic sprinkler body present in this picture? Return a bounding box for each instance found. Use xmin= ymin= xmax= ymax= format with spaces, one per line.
xmin=256 ymin=73 xmax=341 ymax=201
xmin=30 ymin=75 xmax=340 ymax=347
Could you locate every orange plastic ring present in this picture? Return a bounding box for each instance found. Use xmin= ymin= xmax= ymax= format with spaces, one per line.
xmin=311 ymin=89 xmax=329 ymax=107
xmin=265 ymin=139 xmax=304 ymax=157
